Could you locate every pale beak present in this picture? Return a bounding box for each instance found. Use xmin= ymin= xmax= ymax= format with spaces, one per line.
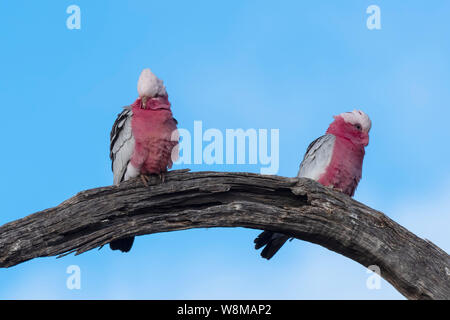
xmin=141 ymin=96 xmax=148 ymax=109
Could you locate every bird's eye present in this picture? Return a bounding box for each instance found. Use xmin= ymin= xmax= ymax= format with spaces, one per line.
xmin=354 ymin=124 xmax=362 ymax=131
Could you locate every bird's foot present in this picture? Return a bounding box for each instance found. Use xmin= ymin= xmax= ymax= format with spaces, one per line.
xmin=326 ymin=185 xmax=344 ymax=193
xmin=333 ymin=187 xmax=344 ymax=193
xmin=140 ymin=172 xmax=167 ymax=187
xmin=140 ymin=174 xmax=150 ymax=187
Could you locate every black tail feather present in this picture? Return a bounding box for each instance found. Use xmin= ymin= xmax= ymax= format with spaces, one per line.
xmin=254 ymin=230 xmax=274 ymax=250
xmin=109 ymin=236 xmax=135 ymax=253
xmin=254 ymin=231 xmax=290 ymax=260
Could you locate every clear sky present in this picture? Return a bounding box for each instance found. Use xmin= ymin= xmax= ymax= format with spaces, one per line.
xmin=0 ymin=0 xmax=449 ymax=299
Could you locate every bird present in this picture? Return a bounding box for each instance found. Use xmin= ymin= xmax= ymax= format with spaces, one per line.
xmin=109 ymin=68 xmax=179 ymax=252
xmin=254 ymin=110 xmax=372 ymax=259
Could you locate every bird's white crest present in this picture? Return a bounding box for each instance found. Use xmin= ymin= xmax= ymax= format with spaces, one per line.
xmin=137 ymin=68 xmax=167 ymax=97
xmin=340 ymin=110 xmax=372 ymax=132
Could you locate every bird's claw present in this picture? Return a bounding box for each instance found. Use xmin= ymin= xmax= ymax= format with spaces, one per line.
xmin=326 ymin=185 xmax=344 ymax=193
xmin=140 ymin=173 xmax=166 ymax=187
xmin=333 ymin=187 xmax=344 ymax=193
xmin=140 ymin=174 xmax=150 ymax=187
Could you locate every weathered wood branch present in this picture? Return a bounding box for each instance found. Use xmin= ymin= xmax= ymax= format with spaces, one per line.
xmin=0 ymin=170 xmax=449 ymax=299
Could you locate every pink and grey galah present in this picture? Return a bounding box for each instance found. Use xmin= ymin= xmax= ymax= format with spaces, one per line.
xmin=254 ymin=110 xmax=372 ymax=259
xmin=109 ymin=68 xmax=179 ymax=252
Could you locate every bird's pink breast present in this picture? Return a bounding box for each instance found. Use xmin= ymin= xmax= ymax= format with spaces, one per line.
xmin=130 ymin=104 xmax=178 ymax=175
xmin=318 ymin=136 xmax=365 ymax=196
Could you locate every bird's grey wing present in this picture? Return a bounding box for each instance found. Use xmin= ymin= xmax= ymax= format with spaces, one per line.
xmin=297 ymin=134 xmax=335 ymax=181
xmin=110 ymin=107 xmax=135 ymax=185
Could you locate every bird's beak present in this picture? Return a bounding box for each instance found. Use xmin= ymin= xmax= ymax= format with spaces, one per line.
xmin=141 ymin=96 xmax=148 ymax=109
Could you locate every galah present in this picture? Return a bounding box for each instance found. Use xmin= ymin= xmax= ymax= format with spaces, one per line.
xmin=254 ymin=110 xmax=372 ymax=259
xmin=109 ymin=68 xmax=178 ymax=252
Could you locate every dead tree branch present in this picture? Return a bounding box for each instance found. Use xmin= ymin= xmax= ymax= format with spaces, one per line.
xmin=0 ymin=170 xmax=448 ymax=299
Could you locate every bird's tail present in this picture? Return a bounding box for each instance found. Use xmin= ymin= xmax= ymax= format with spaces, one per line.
xmin=254 ymin=231 xmax=290 ymax=260
xmin=109 ymin=236 xmax=135 ymax=253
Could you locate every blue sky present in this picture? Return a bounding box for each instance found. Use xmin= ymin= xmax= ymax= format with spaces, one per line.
xmin=0 ymin=0 xmax=449 ymax=299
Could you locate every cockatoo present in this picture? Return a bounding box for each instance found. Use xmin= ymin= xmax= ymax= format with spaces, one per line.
xmin=254 ymin=110 xmax=372 ymax=259
xmin=109 ymin=68 xmax=178 ymax=252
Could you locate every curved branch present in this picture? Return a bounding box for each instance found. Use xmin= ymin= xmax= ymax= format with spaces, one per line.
xmin=0 ymin=170 xmax=448 ymax=299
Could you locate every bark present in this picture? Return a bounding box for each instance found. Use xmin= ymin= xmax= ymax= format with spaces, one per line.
xmin=0 ymin=169 xmax=448 ymax=299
